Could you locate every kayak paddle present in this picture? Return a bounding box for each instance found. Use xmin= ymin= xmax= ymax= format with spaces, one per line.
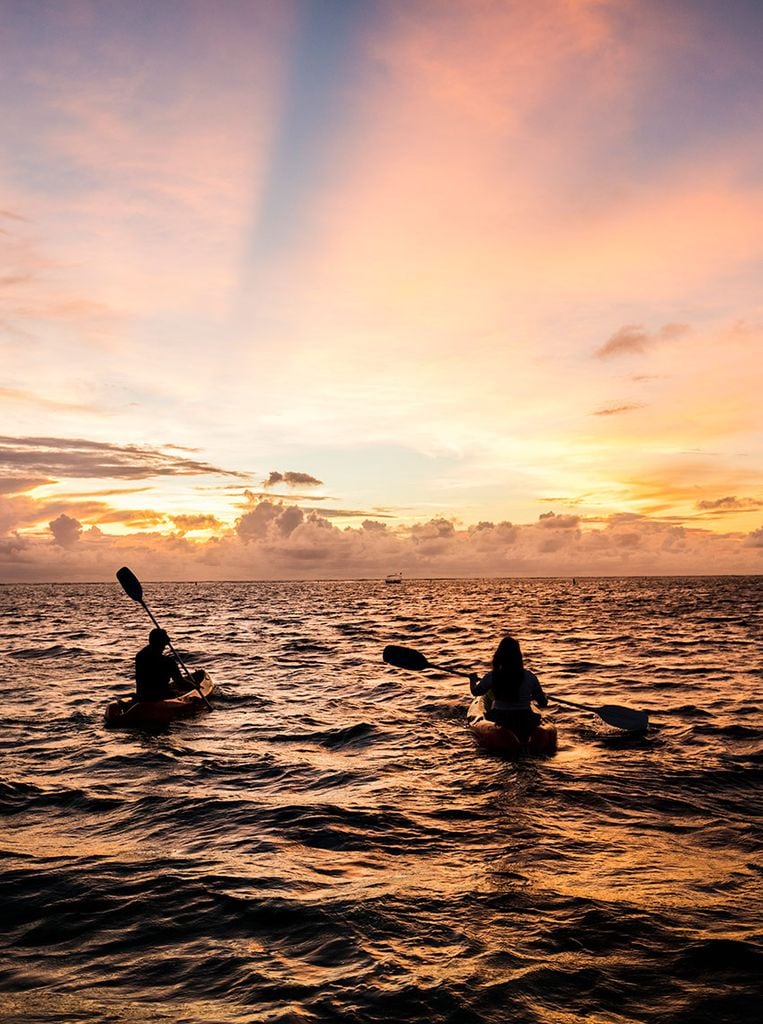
xmin=116 ymin=566 xmax=211 ymax=710
xmin=382 ymin=643 xmax=648 ymax=732
xmin=544 ymin=694 xmax=648 ymax=732
xmin=383 ymin=644 xmax=472 ymax=678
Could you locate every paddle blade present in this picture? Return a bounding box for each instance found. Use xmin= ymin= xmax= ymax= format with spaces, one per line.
xmin=383 ymin=645 xmax=431 ymax=671
xmin=116 ymin=566 xmax=143 ymax=603
xmin=597 ymin=705 xmax=649 ymax=732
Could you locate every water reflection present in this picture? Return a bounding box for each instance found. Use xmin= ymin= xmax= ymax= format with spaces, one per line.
xmin=1 ymin=577 xmax=760 ymax=1022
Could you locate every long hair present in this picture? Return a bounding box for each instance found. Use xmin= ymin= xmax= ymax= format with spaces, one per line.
xmin=491 ymin=635 xmax=524 ymax=701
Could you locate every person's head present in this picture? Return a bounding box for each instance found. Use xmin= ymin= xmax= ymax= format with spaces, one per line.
xmin=148 ymin=627 xmax=170 ymax=651
xmin=492 ymin=635 xmax=524 ymax=684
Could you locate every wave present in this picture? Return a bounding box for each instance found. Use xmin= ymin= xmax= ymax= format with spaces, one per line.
xmin=9 ymin=644 xmax=90 ymax=660
xmin=1 ymin=576 xmax=760 ymax=1023
xmin=0 ymin=778 xmax=123 ymax=817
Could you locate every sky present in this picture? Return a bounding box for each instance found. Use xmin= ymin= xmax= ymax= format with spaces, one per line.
xmin=1 ymin=0 xmax=762 ymax=581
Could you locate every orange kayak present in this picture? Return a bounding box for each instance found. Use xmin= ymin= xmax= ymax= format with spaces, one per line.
xmin=467 ymin=696 xmax=557 ymax=756
xmin=104 ymin=670 xmax=215 ymax=728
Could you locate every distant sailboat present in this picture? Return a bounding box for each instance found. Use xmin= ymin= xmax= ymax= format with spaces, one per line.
xmin=384 ymin=571 xmax=403 ymax=584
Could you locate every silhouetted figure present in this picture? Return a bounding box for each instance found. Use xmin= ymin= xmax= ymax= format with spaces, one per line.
xmin=468 ymin=635 xmax=548 ymax=741
xmin=135 ymin=628 xmax=185 ymax=702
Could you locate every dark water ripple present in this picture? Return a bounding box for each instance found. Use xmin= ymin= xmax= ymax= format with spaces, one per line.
xmin=1 ymin=576 xmax=761 ymax=1023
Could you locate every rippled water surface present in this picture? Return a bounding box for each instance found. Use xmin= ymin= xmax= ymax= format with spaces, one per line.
xmin=2 ymin=577 xmax=761 ymax=1023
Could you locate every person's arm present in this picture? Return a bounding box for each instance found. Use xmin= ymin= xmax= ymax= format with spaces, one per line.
xmin=135 ymin=649 xmax=148 ymax=686
xmin=528 ymin=670 xmax=548 ymax=708
xmin=469 ymin=670 xmax=492 ymax=696
xmin=134 ymin=649 xmax=148 ymax=700
xmin=167 ymin=656 xmax=184 ymax=687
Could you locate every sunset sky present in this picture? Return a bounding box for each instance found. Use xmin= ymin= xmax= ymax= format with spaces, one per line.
xmin=1 ymin=0 xmax=762 ymax=581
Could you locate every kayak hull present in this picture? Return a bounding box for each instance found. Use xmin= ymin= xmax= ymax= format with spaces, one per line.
xmin=467 ymin=696 xmax=557 ymax=756
xmin=105 ymin=670 xmax=215 ymax=728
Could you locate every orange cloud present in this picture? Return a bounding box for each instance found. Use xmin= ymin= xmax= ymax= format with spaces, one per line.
xmin=170 ymin=514 xmax=223 ymax=534
xmin=0 ymin=477 xmax=53 ymax=495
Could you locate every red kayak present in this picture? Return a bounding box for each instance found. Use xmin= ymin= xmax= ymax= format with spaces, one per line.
xmin=467 ymin=695 xmax=557 ymax=756
xmin=104 ymin=670 xmax=215 ymax=728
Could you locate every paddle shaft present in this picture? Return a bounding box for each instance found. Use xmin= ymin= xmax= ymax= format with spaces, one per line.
xmin=425 ymin=660 xmax=472 ymax=678
xmin=546 ymin=694 xmax=592 ymax=713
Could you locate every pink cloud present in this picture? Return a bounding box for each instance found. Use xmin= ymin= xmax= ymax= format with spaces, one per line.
xmin=49 ymin=513 xmax=82 ymax=547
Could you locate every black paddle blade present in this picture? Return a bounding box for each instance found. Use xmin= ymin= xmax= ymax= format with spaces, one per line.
xmin=599 ymin=705 xmax=649 ymax=732
xmin=116 ymin=566 xmax=143 ymax=602
xmin=383 ymin=645 xmax=431 ymax=671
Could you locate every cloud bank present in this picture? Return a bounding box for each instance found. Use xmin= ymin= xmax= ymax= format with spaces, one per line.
xmin=1 ymin=493 xmax=759 ymax=582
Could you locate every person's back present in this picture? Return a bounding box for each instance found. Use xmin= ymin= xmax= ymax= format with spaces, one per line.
xmin=482 ymin=666 xmax=545 ymax=712
xmin=470 ymin=635 xmax=548 ymax=741
xmin=135 ymin=628 xmax=183 ymax=702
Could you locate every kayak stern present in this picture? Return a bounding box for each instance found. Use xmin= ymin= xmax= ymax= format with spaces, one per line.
xmin=467 ymin=696 xmax=557 ymax=757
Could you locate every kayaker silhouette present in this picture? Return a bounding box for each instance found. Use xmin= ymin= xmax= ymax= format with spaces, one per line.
xmin=468 ymin=635 xmax=549 ymax=741
xmin=135 ymin=628 xmax=187 ymax=702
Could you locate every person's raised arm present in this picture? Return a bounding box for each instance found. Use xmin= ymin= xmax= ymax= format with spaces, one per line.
xmin=469 ymin=671 xmax=492 ymax=697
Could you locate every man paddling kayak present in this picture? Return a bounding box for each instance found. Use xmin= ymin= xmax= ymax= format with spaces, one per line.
xmin=468 ymin=635 xmax=548 ymax=741
xmin=135 ymin=628 xmax=187 ymax=701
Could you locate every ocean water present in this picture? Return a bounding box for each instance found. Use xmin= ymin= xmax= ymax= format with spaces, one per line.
xmin=1 ymin=576 xmax=761 ymax=1024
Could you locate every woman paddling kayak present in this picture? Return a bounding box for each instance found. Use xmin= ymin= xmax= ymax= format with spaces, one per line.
xmin=381 ymin=639 xmax=558 ymax=755
xmin=468 ymin=635 xmax=548 ymax=741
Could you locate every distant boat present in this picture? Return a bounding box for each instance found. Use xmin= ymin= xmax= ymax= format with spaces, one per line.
xmin=384 ymin=572 xmax=403 ymax=584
